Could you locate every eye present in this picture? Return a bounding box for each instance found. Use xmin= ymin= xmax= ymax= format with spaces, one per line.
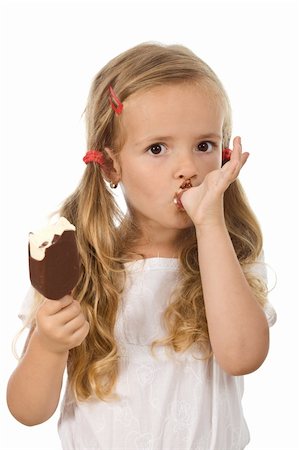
xmin=197 ymin=141 xmax=215 ymax=152
xmin=147 ymin=143 xmax=166 ymax=156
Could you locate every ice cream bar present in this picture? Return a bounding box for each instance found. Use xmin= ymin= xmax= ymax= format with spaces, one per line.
xmin=28 ymin=217 xmax=80 ymax=300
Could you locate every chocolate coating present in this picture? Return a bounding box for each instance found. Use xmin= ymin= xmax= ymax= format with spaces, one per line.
xmin=29 ymin=230 xmax=80 ymax=300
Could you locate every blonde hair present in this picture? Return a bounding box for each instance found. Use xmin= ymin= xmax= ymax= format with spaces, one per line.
xmin=22 ymin=42 xmax=268 ymax=402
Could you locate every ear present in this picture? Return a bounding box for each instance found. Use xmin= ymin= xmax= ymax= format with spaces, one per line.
xmin=102 ymin=147 xmax=121 ymax=183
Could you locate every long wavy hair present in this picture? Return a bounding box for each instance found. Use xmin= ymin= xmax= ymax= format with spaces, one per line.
xmin=21 ymin=42 xmax=268 ymax=402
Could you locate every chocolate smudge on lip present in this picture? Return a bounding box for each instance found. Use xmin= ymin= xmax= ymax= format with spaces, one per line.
xmin=180 ymin=179 xmax=192 ymax=190
xmin=174 ymin=179 xmax=193 ymax=211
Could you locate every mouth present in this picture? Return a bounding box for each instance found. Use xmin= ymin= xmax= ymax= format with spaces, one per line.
xmin=173 ymin=179 xmax=193 ymax=211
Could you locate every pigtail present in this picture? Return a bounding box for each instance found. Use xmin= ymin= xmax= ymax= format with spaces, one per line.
xmin=59 ymin=164 xmax=125 ymax=401
xmin=224 ymin=180 xmax=263 ymax=262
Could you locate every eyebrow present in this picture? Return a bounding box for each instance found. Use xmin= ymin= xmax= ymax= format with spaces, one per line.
xmin=135 ymin=133 xmax=222 ymax=146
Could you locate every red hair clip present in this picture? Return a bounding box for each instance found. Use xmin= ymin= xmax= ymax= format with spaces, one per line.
xmin=83 ymin=150 xmax=105 ymax=165
xmin=109 ymin=85 xmax=123 ymax=115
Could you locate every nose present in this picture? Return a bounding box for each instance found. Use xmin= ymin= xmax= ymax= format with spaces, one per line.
xmin=174 ymin=153 xmax=198 ymax=182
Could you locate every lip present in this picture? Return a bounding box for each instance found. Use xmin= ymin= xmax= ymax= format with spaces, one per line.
xmin=174 ymin=189 xmax=188 ymax=210
xmin=174 ymin=180 xmax=193 ymax=211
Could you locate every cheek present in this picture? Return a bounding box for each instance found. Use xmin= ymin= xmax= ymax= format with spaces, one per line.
xmin=199 ymin=153 xmax=221 ymax=172
xmin=120 ymin=168 xmax=154 ymax=199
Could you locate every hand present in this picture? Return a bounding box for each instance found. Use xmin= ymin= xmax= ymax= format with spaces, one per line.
xmin=180 ymin=136 xmax=249 ymax=228
xmin=35 ymin=295 xmax=90 ymax=354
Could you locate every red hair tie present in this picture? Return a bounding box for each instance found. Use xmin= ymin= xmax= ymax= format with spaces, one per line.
xmin=83 ymin=150 xmax=105 ymax=165
xmin=109 ymin=85 xmax=123 ymax=115
xmin=222 ymin=148 xmax=232 ymax=163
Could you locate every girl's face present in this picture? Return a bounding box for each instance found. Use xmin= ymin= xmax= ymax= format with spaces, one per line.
xmin=109 ymin=82 xmax=225 ymax=245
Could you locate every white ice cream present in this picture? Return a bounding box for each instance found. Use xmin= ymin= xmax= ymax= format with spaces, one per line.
xmin=29 ymin=217 xmax=76 ymax=261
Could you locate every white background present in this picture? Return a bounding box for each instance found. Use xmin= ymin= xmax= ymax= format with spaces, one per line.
xmin=1 ymin=0 xmax=298 ymax=449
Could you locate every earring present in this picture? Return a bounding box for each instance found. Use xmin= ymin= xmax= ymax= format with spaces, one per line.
xmin=110 ymin=181 xmax=118 ymax=189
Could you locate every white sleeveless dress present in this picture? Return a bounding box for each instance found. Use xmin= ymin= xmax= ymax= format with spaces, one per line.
xmin=49 ymin=257 xmax=276 ymax=450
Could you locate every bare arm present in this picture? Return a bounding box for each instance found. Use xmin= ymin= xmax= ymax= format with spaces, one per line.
xmin=180 ymin=136 xmax=269 ymax=375
xmin=7 ymin=328 xmax=68 ymax=426
xmin=7 ymin=295 xmax=89 ymax=426
xmin=196 ymin=223 xmax=269 ymax=375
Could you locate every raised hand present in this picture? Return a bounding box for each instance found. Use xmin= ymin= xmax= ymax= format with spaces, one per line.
xmin=180 ymin=136 xmax=249 ymax=228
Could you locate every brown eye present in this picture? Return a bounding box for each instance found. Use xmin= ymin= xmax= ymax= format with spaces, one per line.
xmin=197 ymin=142 xmax=213 ymax=152
xmin=148 ymin=143 xmax=165 ymax=155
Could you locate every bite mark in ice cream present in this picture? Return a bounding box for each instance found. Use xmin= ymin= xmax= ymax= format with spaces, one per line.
xmin=28 ymin=217 xmax=80 ymax=300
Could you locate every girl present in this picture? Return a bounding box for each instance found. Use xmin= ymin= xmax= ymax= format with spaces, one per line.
xmin=7 ymin=42 xmax=276 ymax=450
